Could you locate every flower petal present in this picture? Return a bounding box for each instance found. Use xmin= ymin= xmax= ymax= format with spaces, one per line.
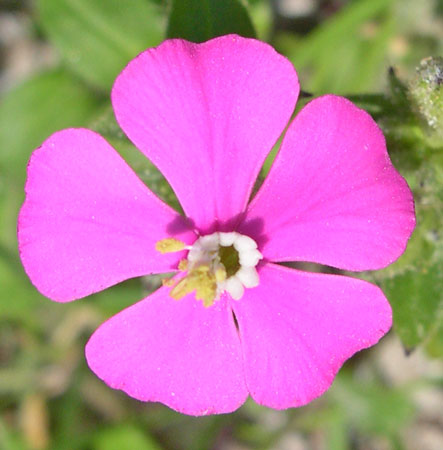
xmin=18 ymin=129 xmax=195 ymax=302
xmin=231 ymin=263 xmax=392 ymax=409
xmin=241 ymin=95 xmax=415 ymax=271
xmin=112 ymin=35 xmax=299 ymax=232
xmin=85 ymin=287 xmax=248 ymax=415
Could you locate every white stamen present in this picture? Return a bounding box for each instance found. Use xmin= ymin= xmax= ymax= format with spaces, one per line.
xmin=199 ymin=234 xmax=220 ymax=249
xmin=236 ymin=266 xmax=259 ymax=288
xmin=233 ymin=234 xmax=257 ymax=251
xmin=239 ymin=248 xmax=263 ymax=267
xmin=225 ymin=276 xmax=245 ymax=300
xmin=187 ymin=248 xmax=203 ymax=262
xmin=219 ymin=231 xmax=237 ymax=247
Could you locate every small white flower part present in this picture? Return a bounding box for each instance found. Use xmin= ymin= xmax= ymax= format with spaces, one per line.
xmin=218 ymin=231 xmax=237 ymax=247
xmin=199 ymin=234 xmax=219 ymax=249
xmin=156 ymin=231 xmax=263 ymax=306
xmin=236 ymin=266 xmax=259 ymax=288
xmin=233 ymin=234 xmax=257 ymax=251
xmin=224 ymin=276 xmax=244 ymax=300
xmin=239 ymin=248 xmax=263 ymax=267
xmin=187 ymin=248 xmax=203 ymax=263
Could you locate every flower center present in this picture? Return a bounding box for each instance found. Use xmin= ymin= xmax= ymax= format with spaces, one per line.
xmin=218 ymin=245 xmax=240 ymax=277
xmin=155 ymin=232 xmax=263 ymax=307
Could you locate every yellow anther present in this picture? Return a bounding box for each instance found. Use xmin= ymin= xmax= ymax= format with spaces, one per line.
xmin=155 ymin=238 xmax=186 ymax=254
xmin=194 ymin=265 xmax=210 ymax=273
xmin=170 ymin=277 xmax=194 ymax=300
xmin=215 ymin=267 xmax=227 ymax=282
xmin=195 ymin=277 xmax=217 ymax=307
xmin=197 ymin=284 xmax=217 ymax=307
xmin=169 ymin=264 xmax=218 ymax=307
xmin=178 ymin=259 xmax=188 ymax=271
xmin=161 ymin=278 xmax=175 ymax=287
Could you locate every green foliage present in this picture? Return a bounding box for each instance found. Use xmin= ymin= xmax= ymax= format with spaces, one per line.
xmin=344 ymin=61 xmax=443 ymax=356
xmin=426 ymin=317 xmax=443 ymax=357
xmin=0 ymin=254 xmax=43 ymax=326
xmin=93 ymin=424 xmax=162 ymax=450
xmin=361 ymin=67 xmax=443 ymax=355
xmin=280 ymin=371 xmax=414 ymax=450
xmin=331 ymin=373 xmax=415 ymax=439
xmin=276 ymin=0 xmax=396 ymax=93
xmin=37 ymin=0 xmax=164 ymax=90
xmin=0 ymin=419 xmax=27 ymax=450
xmin=167 ymin=0 xmax=256 ymax=42
xmin=384 ymin=262 xmax=443 ymax=351
xmin=0 ymin=69 xmax=103 ymax=183
xmin=0 ymin=180 xmax=23 ymax=251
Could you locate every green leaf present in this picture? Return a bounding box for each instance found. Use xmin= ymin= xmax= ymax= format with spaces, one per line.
xmin=94 ymin=424 xmax=162 ymax=450
xmin=369 ymin=153 xmax=443 ymax=353
xmin=0 ymin=418 xmax=28 ymax=450
xmin=383 ymin=262 xmax=443 ymax=352
xmin=277 ymin=0 xmax=395 ymax=94
xmin=0 ymin=250 xmax=43 ymax=326
xmin=425 ymin=316 xmax=443 ymax=358
xmin=0 ymin=180 xmax=22 ymax=252
xmin=332 ymin=372 xmax=414 ymax=439
xmin=0 ymin=68 xmax=104 ymax=184
xmin=388 ymin=67 xmax=413 ymax=116
xmin=293 ymin=406 xmax=349 ymax=450
xmin=167 ymin=0 xmax=256 ymax=43
xmin=37 ymin=0 xmax=164 ymax=90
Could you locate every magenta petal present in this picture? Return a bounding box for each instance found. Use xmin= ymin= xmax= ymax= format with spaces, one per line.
xmin=241 ymin=95 xmax=415 ymax=271
xmin=86 ymin=287 xmax=248 ymax=415
xmin=231 ymin=263 xmax=391 ymax=409
xmin=18 ymin=129 xmax=195 ymax=302
xmin=112 ymin=35 xmax=299 ymax=232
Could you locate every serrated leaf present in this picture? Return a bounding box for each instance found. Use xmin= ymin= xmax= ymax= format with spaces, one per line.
xmin=167 ymin=0 xmax=256 ymax=43
xmin=37 ymin=0 xmax=164 ymax=90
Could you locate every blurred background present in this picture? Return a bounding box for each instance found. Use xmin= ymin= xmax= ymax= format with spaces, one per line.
xmin=0 ymin=0 xmax=442 ymax=449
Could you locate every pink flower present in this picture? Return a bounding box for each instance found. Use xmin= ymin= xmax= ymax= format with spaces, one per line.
xmin=18 ymin=35 xmax=415 ymax=416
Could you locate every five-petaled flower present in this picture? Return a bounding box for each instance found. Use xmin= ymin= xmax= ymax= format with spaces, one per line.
xmin=18 ymin=35 xmax=415 ymax=416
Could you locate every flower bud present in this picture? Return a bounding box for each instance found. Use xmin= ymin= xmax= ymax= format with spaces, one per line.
xmin=409 ymin=57 xmax=443 ymax=137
